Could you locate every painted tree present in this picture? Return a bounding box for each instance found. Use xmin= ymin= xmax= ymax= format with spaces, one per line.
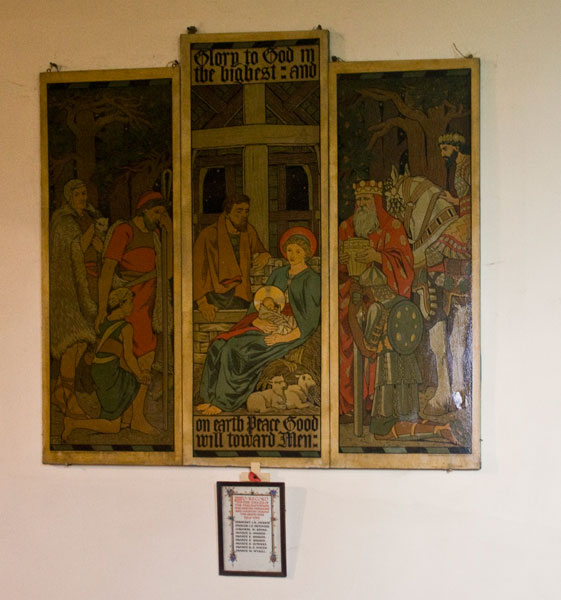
xmin=104 ymin=150 xmax=171 ymax=222
xmin=49 ymin=89 xmax=152 ymax=206
xmin=360 ymin=74 xmax=471 ymax=187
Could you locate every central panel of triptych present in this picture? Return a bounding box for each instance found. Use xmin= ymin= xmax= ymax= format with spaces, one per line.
xmin=181 ymin=31 xmax=330 ymax=467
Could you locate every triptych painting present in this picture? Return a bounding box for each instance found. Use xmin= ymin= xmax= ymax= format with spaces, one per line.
xmin=42 ymin=31 xmax=479 ymax=469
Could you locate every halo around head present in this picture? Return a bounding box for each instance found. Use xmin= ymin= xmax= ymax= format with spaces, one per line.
xmin=254 ymin=285 xmax=286 ymax=312
xmin=279 ymin=227 xmax=317 ymax=259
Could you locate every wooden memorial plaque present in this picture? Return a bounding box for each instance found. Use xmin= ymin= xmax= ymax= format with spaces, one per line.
xmin=217 ymin=482 xmax=286 ymax=577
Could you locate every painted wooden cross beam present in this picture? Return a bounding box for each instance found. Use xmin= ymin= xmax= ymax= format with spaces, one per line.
xmin=192 ymin=83 xmax=320 ymax=246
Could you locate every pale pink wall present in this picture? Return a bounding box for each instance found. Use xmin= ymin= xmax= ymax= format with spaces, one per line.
xmin=1 ymin=1 xmax=560 ymax=598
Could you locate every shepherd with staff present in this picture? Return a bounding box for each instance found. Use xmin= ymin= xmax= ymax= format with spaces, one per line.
xmin=96 ymin=188 xmax=173 ymax=435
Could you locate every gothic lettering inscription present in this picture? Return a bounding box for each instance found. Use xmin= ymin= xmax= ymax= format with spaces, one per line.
xmin=191 ymin=45 xmax=318 ymax=85
xmin=194 ymin=415 xmax=320 ymax=451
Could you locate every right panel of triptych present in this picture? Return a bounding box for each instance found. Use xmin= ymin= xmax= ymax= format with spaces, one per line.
xmin=330 ymin=59 xmax=480 ymax=469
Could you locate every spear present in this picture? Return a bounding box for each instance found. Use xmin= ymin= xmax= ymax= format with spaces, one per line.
xmin=160 ymin=169 xmax=172 ymax=432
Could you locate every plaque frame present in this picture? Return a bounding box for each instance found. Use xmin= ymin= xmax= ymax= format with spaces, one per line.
xmin=217 ymin=481 xmax=287 ymax=577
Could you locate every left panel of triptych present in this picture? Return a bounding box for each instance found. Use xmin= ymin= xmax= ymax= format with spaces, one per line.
xmin=42 ymin=68 xmax=182 ymax=465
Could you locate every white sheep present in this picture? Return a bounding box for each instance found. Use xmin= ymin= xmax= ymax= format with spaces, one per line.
xmin=284 ymin=372 xmax=317 ymax=409
xmin=246 ymin=375 xmax=288 ymax=413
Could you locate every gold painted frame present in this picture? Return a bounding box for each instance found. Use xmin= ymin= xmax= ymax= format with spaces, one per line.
xmin=181 ymin=30 xmax=330 ymax=467
xmin=329 ymin=59 xmax=480 ymax=469
xmin=42 ymin=67 xmax=182 ymax=465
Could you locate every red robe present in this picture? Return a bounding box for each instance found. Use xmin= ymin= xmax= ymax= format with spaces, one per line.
xmin=339 ymin=195 xmax=414 ymax=415
xmin=105 ymin=223 xmax=158 ymax=357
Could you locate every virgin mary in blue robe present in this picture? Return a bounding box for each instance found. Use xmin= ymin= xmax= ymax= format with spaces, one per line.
xmin=198 ymin=229 xmax=320 ymax=413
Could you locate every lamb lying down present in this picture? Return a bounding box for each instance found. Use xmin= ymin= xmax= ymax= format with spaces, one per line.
xmin=284 ymin=372 xmax=317 ymax=409
xmin=247 ymin=373 xmax=317 ymax=413
xmin=246 ymin=376 xmax=288 ymax=413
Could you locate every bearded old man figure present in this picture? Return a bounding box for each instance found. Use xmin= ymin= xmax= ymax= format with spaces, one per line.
xmin=192 ymin=193 xmax=271 ymax=322
xmin=338 ymin=179 xmax=415 ymax=417
xmin=419 ymin=132 xmax=472 ymax=415
xmin=50 ymin=179 xmax=104 ymax=418
xmin=96 ymin=190 xmax=173 ymax=434
xmin=435 ymin=131 xmax=471 ymax=261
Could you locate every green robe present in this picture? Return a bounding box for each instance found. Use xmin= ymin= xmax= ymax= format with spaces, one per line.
xmin=91 ymin=320 xmax=139 ymax=420
xmin=199 ymin=265 xmax=321 ymax=411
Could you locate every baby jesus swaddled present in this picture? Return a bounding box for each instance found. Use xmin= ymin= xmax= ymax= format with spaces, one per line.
xmin=252 ymin=285 xmax=297 ymax=335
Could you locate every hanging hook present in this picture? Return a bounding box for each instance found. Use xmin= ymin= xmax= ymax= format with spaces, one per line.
xmin=452 ymin=43 xmax=473 ymax=59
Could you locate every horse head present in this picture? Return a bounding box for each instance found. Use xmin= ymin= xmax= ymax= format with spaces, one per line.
xmin=384 ymin=166 xmax=458 ymax=268
xmin=384 ymin=165 xmax=409 ymax=221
